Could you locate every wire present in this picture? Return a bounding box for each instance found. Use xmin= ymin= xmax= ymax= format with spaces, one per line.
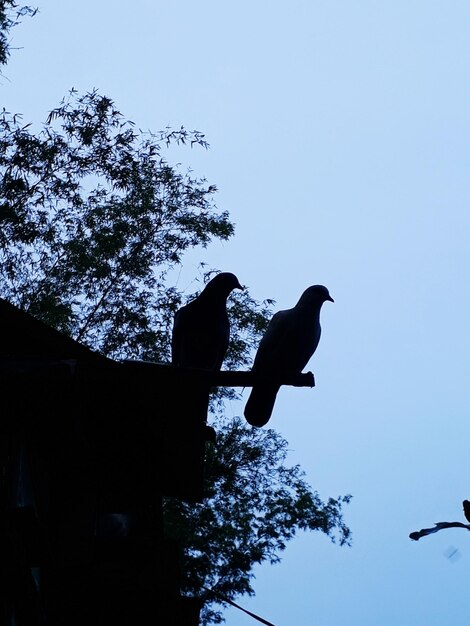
xmin=202 ymin=586 xmax=276 ymax=626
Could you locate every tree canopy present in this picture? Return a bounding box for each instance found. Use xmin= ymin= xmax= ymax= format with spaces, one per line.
xmin=1 ymin=89 xmax=234 ymax=359
xmin=165 ymin=417 xmax=351 ymax=624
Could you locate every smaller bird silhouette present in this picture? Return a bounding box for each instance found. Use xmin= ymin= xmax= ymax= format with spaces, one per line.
xmin=171 ymin=272 xmax=242 ymax=370
xmin=463 ymin=500 xmax=470 ymax=523
xmin=244 ymin=285 xmax=334 ymax=427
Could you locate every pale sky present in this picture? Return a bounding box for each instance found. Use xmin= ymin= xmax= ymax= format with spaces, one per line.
xmin=5 ymin=2 xmax=470 ymax=624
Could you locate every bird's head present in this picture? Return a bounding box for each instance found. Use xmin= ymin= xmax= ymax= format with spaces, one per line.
xmin=203 ymin=272 xmax=243 ymax=298
xmin=298 ymin=284 xmax=334 ymax=307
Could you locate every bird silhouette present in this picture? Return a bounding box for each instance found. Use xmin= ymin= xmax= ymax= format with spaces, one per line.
xmin=463 ymin=500 xmax=470 ymax=523
xmin=171 ymin=272 xmax=242 ymax=370
xmin=244 ymin=284 xmax=334 ymax=427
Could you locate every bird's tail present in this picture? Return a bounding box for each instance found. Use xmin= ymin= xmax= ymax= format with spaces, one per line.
xmin=244 ymin=384 xmax=280 ymax=427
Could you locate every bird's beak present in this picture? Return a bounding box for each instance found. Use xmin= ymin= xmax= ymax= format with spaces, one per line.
xmin=327 ymin=295 xmax=334 ymax=303
xmin=235 ymin=280 xmax=244 ymax=290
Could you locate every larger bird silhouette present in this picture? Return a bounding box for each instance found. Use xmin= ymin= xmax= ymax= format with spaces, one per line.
xmin=244 ymin=285 xmax=334 ymax=427
xmin=171 ymin=272 xmax=242 ymax=370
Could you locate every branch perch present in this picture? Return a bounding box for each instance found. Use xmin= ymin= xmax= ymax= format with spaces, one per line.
xmin=121 ymin=360 xmax=315 ymax=389
xmin=409 ymin=522 xmax=470 ymax=541
xmin=410 ymin=500 xmax=470 ymax=541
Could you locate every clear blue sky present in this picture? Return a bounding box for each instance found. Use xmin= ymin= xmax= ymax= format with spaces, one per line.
xmin=5 ymin=2 xmax=470 ymax=624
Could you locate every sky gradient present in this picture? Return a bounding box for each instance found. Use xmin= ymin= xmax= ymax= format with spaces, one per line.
xmin=4 ymin=2 xmax=470 ymax=624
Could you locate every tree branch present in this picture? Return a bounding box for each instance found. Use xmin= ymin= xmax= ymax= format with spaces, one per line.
xmin=409 ymin=521 xmax=470 ymax=541
xmin=121 ymin=360 xmax=315 ymax=389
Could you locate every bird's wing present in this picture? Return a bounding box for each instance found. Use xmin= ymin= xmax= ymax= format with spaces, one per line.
xmin=171 ymin=306 xmax=185 ymax=365
xmin=171 ymin=300 xmax=202 ymax=367
xmin=252 ymin=310 xmax=292 ymax=371
xmin=253 ymin=308 xmax=320 ymax=374
xmin=171 ymin=301 xmax=206 ymax=367
xmin=172 ymin=300 xmax=230 ymax=370
xmin=210 ymin=307 xmax=230 ymax=370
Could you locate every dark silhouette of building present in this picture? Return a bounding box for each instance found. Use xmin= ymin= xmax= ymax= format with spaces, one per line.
xmin=0 ymin=297 xmax=211 ymax=625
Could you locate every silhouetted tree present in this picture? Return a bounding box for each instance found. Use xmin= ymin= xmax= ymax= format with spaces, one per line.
xmin=0 ymin=0 xmax=36 ymax=67
xmin=165 ymin=417 xmax=351 ymax=624
xmin=0 ymin=89 xmax=237 ymax=354
xmin=0 ymin=19 xmax=352 ymax=623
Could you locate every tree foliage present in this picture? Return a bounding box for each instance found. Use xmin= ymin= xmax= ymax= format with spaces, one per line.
xmin=0 ymin=89 xmax=239 ymax=360
xmin=165 ymin=417 xmax=351 ymax=624
xmin=0 ymin=0 xmax=36 ymax=67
